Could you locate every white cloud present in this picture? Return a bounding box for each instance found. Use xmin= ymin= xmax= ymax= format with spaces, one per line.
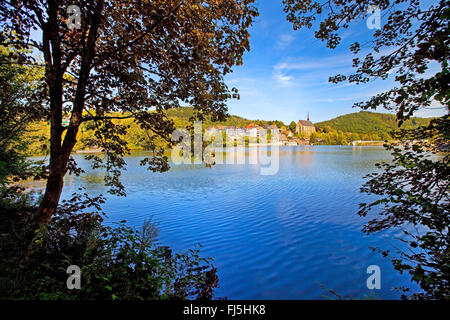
xmin=312 ymin=89 xmax=385 ymax=103
xmin=274 ymin=54 xmax=354 ymax=72
xmin=272 ymin=71 xmax=293 ymax=86
xmin=413 ymin=100 xmax=448 ymax=118
xmin=277 ymin=34 xmax=295 ymax=49
xmin=271 ymin=54 xmax=355 ymax=88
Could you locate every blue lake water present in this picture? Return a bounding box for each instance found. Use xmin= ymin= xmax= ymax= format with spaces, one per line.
xmin=29 ymin=145 xmax=417 ymax=299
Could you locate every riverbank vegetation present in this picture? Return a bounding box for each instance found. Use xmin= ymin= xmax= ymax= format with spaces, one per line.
xmin=0 ymin=190 xmax=219 ymax=300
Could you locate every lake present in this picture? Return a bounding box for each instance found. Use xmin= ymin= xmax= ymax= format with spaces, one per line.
xmin=28 ymin=145 xmax=416 ymax=299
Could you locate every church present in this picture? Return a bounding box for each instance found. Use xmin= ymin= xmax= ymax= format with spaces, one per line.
xmin=296 ymin=113 xmax=316 ymax=136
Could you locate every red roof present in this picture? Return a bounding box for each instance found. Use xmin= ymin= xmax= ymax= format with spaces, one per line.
xmin=246 ymin=123 xmax=259 ymax=129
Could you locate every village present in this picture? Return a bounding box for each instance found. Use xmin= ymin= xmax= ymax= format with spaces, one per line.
xmin=205 ymin=116 xmax=319 ymax=146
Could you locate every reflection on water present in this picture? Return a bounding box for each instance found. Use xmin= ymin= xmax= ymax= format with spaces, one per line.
xmin=27 ymin=146 xmax=415 ymax=299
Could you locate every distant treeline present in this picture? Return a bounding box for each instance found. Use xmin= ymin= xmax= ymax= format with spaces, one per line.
xmin=166 ymin=107 xmax=285 ymax=128
xmin=310 ymin=111 xmax=431 ymax=145
xmin=22 ymin=107 xmax=286 ymax=156
xmin=22 ymin=108 xmax=432 ymax=155
xmin=315 ymin=111 xmax=431 ymax=137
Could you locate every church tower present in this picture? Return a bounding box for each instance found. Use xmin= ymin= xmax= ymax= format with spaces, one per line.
xmin=296 ymin=113 xmax=316 ymax=136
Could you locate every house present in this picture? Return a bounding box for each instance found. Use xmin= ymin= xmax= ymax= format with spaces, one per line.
xmin=263 ymin=124 xmax=278 ymax=131
xmin=225 ymin=125 xmax=236 ymax=134
xmin=206 ymin=126 xmax=217 ymax=135
xmin=246 ymin=123 xmax=259 ymax=130
xmin=246 ymin=123 xmax=265 ymax=137
xmin=286 ymin=139 xmax=298 ymax=146
xmin=258 ymin=126 xmax=267 ymax=138
xmin=278 ymin=133 xmax=288 ymax=143
xmin=226 ymin=126 xmax=244 ymax=140
xmin=283 ymin=130 xmax=293 ymax=138
xmin=296 ymin=113 xmax=316 ymax=136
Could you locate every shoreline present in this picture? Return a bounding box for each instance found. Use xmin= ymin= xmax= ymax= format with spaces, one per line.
xmin=27 ymin=144 xmax=388 ymax=157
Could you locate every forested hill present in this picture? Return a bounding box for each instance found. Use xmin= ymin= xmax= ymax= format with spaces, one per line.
xmin=167 ymin=107 xmax=284 ymax=128
xmin=314 ymin=111 xmax=431 ymax=136
xmin=23 ymin=107 xmax=286 ymax=156
xmin=23 ymin=109 xmax=434 ymax=155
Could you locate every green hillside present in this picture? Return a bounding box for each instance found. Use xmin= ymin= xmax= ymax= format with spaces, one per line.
xmin=23 ymin=109 xmax=435 ymax=155
xmin=22 ymin=107 xmax=286 ymax=155
xmin=167 ymin=107 xmax=284 ymax=128
xmin=315 ymin=111 xmax=431 ymax=136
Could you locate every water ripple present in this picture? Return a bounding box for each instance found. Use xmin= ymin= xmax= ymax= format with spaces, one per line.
xmin=27 ymin=146 xmax=416 ymax=299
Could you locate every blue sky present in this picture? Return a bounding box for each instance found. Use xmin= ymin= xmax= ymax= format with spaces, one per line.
xmin=224 ymin=0 xmax=445 ymax=124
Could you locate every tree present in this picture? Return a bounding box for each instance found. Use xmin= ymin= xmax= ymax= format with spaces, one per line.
xmin=283 ymin=0 xmax=448 ymax=120
xmin=289 ymin=120 xmax=296 ymax=133
xmin=284 ymin=0 xmax=449 ymax=298
xmin=0 ymin=0 xmax=258 ymax=224
xmin=359 ymin=117 xmax=449 ymax=299
xmin=309 ymin=132 xmax=318 ymax=144
xmin=323 ymin=125 xmax=332 ymax=133
xmin=0 ymin=45 xmax=44 ymax=192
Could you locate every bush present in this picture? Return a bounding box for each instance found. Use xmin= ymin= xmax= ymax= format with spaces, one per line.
xmin=0 ymin=192 xmax=219 ymax=300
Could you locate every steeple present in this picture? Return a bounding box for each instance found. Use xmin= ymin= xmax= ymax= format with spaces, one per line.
xmin=307 ymin=112 xmax=310 ymax=121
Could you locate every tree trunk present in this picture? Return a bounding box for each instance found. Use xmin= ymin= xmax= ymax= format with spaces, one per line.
xmin=35 ymin=0 xmax=104 ymax=224
xmin=35 ymin=95 xmax=81 ymax=224
xmin=35 ymin=74 xmax=72 ymax=224
xmin=36 ymin=156 xmax=67 ymax=224
xmin=35 ymin=122 xmax=80 ymax=224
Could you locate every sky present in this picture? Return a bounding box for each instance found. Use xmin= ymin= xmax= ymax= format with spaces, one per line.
xmin=224 ymin=0 xmax=446 ymax=124
xmin=26 ymin=1 xmax=445 ymax=124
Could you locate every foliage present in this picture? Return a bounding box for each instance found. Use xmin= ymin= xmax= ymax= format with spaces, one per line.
xmin=0 ymin=192 xmax=219 ymax=300
xmin=0 ymin=45 xmax=45 ymax=189
xmin=310 ymin=130 xmax=362 ymax=145
xmin=312 ymin=111 xmax=432 ymax=144
xmin=284 ymin=0 xmax=449 ymax=122
xmin=284 ymin=0 xmax=449 ymax=299
xmin=288 ymin=121 xmax=296 ymax=134
xmin=315 ymin=111 xmax=431 ymax=139
xmin=0 ymin=45 xmax=218 ymax=300
xmin=0 ymin=0 xmax=259 ymax=223
xmin=359 ymin=116 xmax=449 ymax=299
xmin=18 ymin=107 xmax=289 ymax=155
